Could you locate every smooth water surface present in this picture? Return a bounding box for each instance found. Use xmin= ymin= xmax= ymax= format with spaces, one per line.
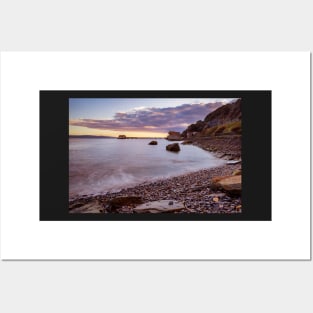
xmin=69 ymin=138 xmax=226 ymax=197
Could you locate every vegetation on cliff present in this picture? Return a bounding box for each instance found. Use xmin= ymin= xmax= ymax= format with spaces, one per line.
xmin=181 ymin=99 xmax=242 ymax=139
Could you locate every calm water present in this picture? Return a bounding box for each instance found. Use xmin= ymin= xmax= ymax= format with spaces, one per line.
xmin=69 ymin=138 xmax=226 ymax=197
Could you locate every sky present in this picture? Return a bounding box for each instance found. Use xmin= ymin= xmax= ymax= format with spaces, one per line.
xmin=69 ymin=98 xmax=237 ymax=137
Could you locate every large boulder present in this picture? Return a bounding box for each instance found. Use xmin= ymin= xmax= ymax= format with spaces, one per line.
xmin=211 ymin=175 xmax=241 ymax=195
xmin=148 ymin=140 xmax=158 ymax=145
xmin=166 ymin=143 xmax=180 ymax=152
xmin=133 ymin=200 xmax=185 ymax=213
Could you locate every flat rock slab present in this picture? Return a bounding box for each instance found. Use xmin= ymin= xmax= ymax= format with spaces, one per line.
xmin=217 ymin=175 xmax=241 ymax=195
xmin=70 ymin=201 xmax=103 ymax=213
xmin=226 ymin=160 xmax=241 ymax=165
xmin=134 ymin=200 xmax=185 ymax=213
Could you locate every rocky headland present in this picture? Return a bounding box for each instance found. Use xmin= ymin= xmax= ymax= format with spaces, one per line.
xmin=180 ymin=98 xmax=242 ymax=160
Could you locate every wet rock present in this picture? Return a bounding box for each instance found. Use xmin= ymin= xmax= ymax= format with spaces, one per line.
xmin=148 ymin=141 xmax=158 ymax=145
xmin=166 ymin=143 xmax=180 ymax=152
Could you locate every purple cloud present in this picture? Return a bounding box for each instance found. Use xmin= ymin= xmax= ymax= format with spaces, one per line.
xmin=69 ymin=102 xmax=225 ymax=133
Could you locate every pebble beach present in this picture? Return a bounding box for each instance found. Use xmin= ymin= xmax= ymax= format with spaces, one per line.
xmin=69 ymin=162 xmax=242 ymax=214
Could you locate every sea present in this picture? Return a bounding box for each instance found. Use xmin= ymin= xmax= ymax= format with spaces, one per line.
xmin=69 ymin=138 xmax=226 ymax=198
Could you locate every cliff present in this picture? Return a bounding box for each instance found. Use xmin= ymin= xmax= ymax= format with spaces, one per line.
xmin=180 ymin=99 xmax=242 ymax=160
xmin=181 ymin=99 xmax=242 ymax=138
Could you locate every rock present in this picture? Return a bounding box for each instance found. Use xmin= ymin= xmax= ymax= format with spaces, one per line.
xmin=117 ymin=135 xmax=127 ymax=139
xmin=166 ymin=143 xmax=180 ymax=152
xmin=181 ymin=140 xmax=193 ymax=145
xmin=211 ymin=175 xmax=241 ymax=195
xmin=69 ymin=201 xmax=87 ymax=210
xmin=107 ymin=196 xmax=143 ymax=211
xmin=69 ymin=200 xmax=103 ymax=213
xmin=232 ymin=169 xmax=242 ymax=176
xmin=133 ymin=200 xmax=185 ymax=213
xmin=166 ymin=131 xmax=182 ymax=141
xmin=226 ymin=160 xmax=241 ymax=165
xmin=211 ymin=176 xmax=227 ymax=186
xmin=213 ymin=197 xmax=219 ymax=202
xmin=186 ymin=130 xmax=200 ymax=138
xmin=148 ymin=141 xmax=158 ymax=145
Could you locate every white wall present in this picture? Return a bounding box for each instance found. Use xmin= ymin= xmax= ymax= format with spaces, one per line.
xmin=0 ymin=1 xmax=312 ymax=313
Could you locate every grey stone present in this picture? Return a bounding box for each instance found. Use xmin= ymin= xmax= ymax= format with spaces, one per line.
xmin=133 ymin=200 xmax=185 ymax=213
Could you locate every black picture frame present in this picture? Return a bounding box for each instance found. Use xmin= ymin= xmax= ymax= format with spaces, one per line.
xmin=40 ymin=90 xmax=271 ymax=221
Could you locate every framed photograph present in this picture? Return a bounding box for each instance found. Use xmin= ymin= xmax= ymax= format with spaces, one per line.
xmin=40 ymin=90 xmax=271 ymax=221
xmin=1 ymin=52 xmax=310 ymax=260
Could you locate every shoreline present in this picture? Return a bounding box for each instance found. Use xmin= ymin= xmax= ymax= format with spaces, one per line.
xmin=69 ymin=162 xmax=242 ymax=214
xmin=69 ymin=160 xmax=228 ymax=201
xmin=185 ymin=135 xmax=241 ymax=161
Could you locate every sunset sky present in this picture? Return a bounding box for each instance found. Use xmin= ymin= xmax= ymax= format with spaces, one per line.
xmin=69 ymin=98 xmax=237 ymax=137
